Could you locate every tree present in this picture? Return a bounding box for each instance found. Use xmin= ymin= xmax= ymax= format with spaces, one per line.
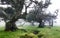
xmin=26 ymin=0 xmax=59 ymax=27
xmin=0 ymin=0 xmax=35 ymax=31
xmin=0 ymin=0 xmax=25 ymax=31
xmin=46 ymin=9 xmax=59 ymax=26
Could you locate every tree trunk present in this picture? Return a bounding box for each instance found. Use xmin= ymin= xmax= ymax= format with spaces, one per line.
xmin=31 ymin=21 xmax=34 ymax=26
xmin=5 ymin=16 xmax=18 ymax=31
xmin=49 ymin=19 xmax=53 ymax=27
xmin=5 ymin=21 xmax=17 ymax=31
xmin=51 ymin=20 xmax=53 ymax=26
xmin=38 ymin=20 xmax=44 ymax=28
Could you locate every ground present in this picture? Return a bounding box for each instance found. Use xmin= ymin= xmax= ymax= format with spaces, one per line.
xmin=0 ymin=26 xmax=60 ymax=38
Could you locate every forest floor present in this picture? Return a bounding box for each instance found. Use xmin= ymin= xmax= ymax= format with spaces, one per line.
xmin=0 ymin=26 xmax=60 ymax=38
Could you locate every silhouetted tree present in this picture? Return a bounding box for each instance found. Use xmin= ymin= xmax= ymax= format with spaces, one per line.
xmin=0 ymin=0 xmax=25 ymax=31
xmin=0 ymin=0 xmax=35 ymax=31
xmin=26 ymin=0 xmax=59 ymax=27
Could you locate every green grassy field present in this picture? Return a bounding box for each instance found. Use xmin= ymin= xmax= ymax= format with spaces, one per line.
xmin=0 ymin=26 xmax=60 ymax=38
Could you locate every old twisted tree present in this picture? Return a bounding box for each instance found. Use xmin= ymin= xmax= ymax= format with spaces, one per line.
xmin=0 ymin=0 xmax=25 ymax=31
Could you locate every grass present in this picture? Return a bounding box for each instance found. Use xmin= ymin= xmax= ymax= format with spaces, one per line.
xmin=0 ymin=26 xmax=60 ymax=38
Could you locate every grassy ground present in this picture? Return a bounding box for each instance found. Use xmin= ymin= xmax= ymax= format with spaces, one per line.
xmin=0 ymin=26 xmax=60 ymax=38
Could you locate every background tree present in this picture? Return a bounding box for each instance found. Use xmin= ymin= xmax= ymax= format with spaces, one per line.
xmin=26 ymin=0 xmax=59 ymax=27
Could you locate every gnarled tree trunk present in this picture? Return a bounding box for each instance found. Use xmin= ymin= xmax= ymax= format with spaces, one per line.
xmin=5 ymin=16 xmax=18 ymax=31
xmin=5 ymin=21 xmax=17 ymax=31
xmin=5 ymin=0 xmax=25 ymax=31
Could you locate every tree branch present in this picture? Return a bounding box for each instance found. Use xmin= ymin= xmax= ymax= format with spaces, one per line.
xmin=1 ymin=9 xmax=10 ymax=19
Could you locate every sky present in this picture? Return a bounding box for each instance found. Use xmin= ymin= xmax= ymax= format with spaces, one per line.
xmin=48 ymin=0 xmax=60 ymax=25
xmin=48 ymin=0 xmax=60 ymax=12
